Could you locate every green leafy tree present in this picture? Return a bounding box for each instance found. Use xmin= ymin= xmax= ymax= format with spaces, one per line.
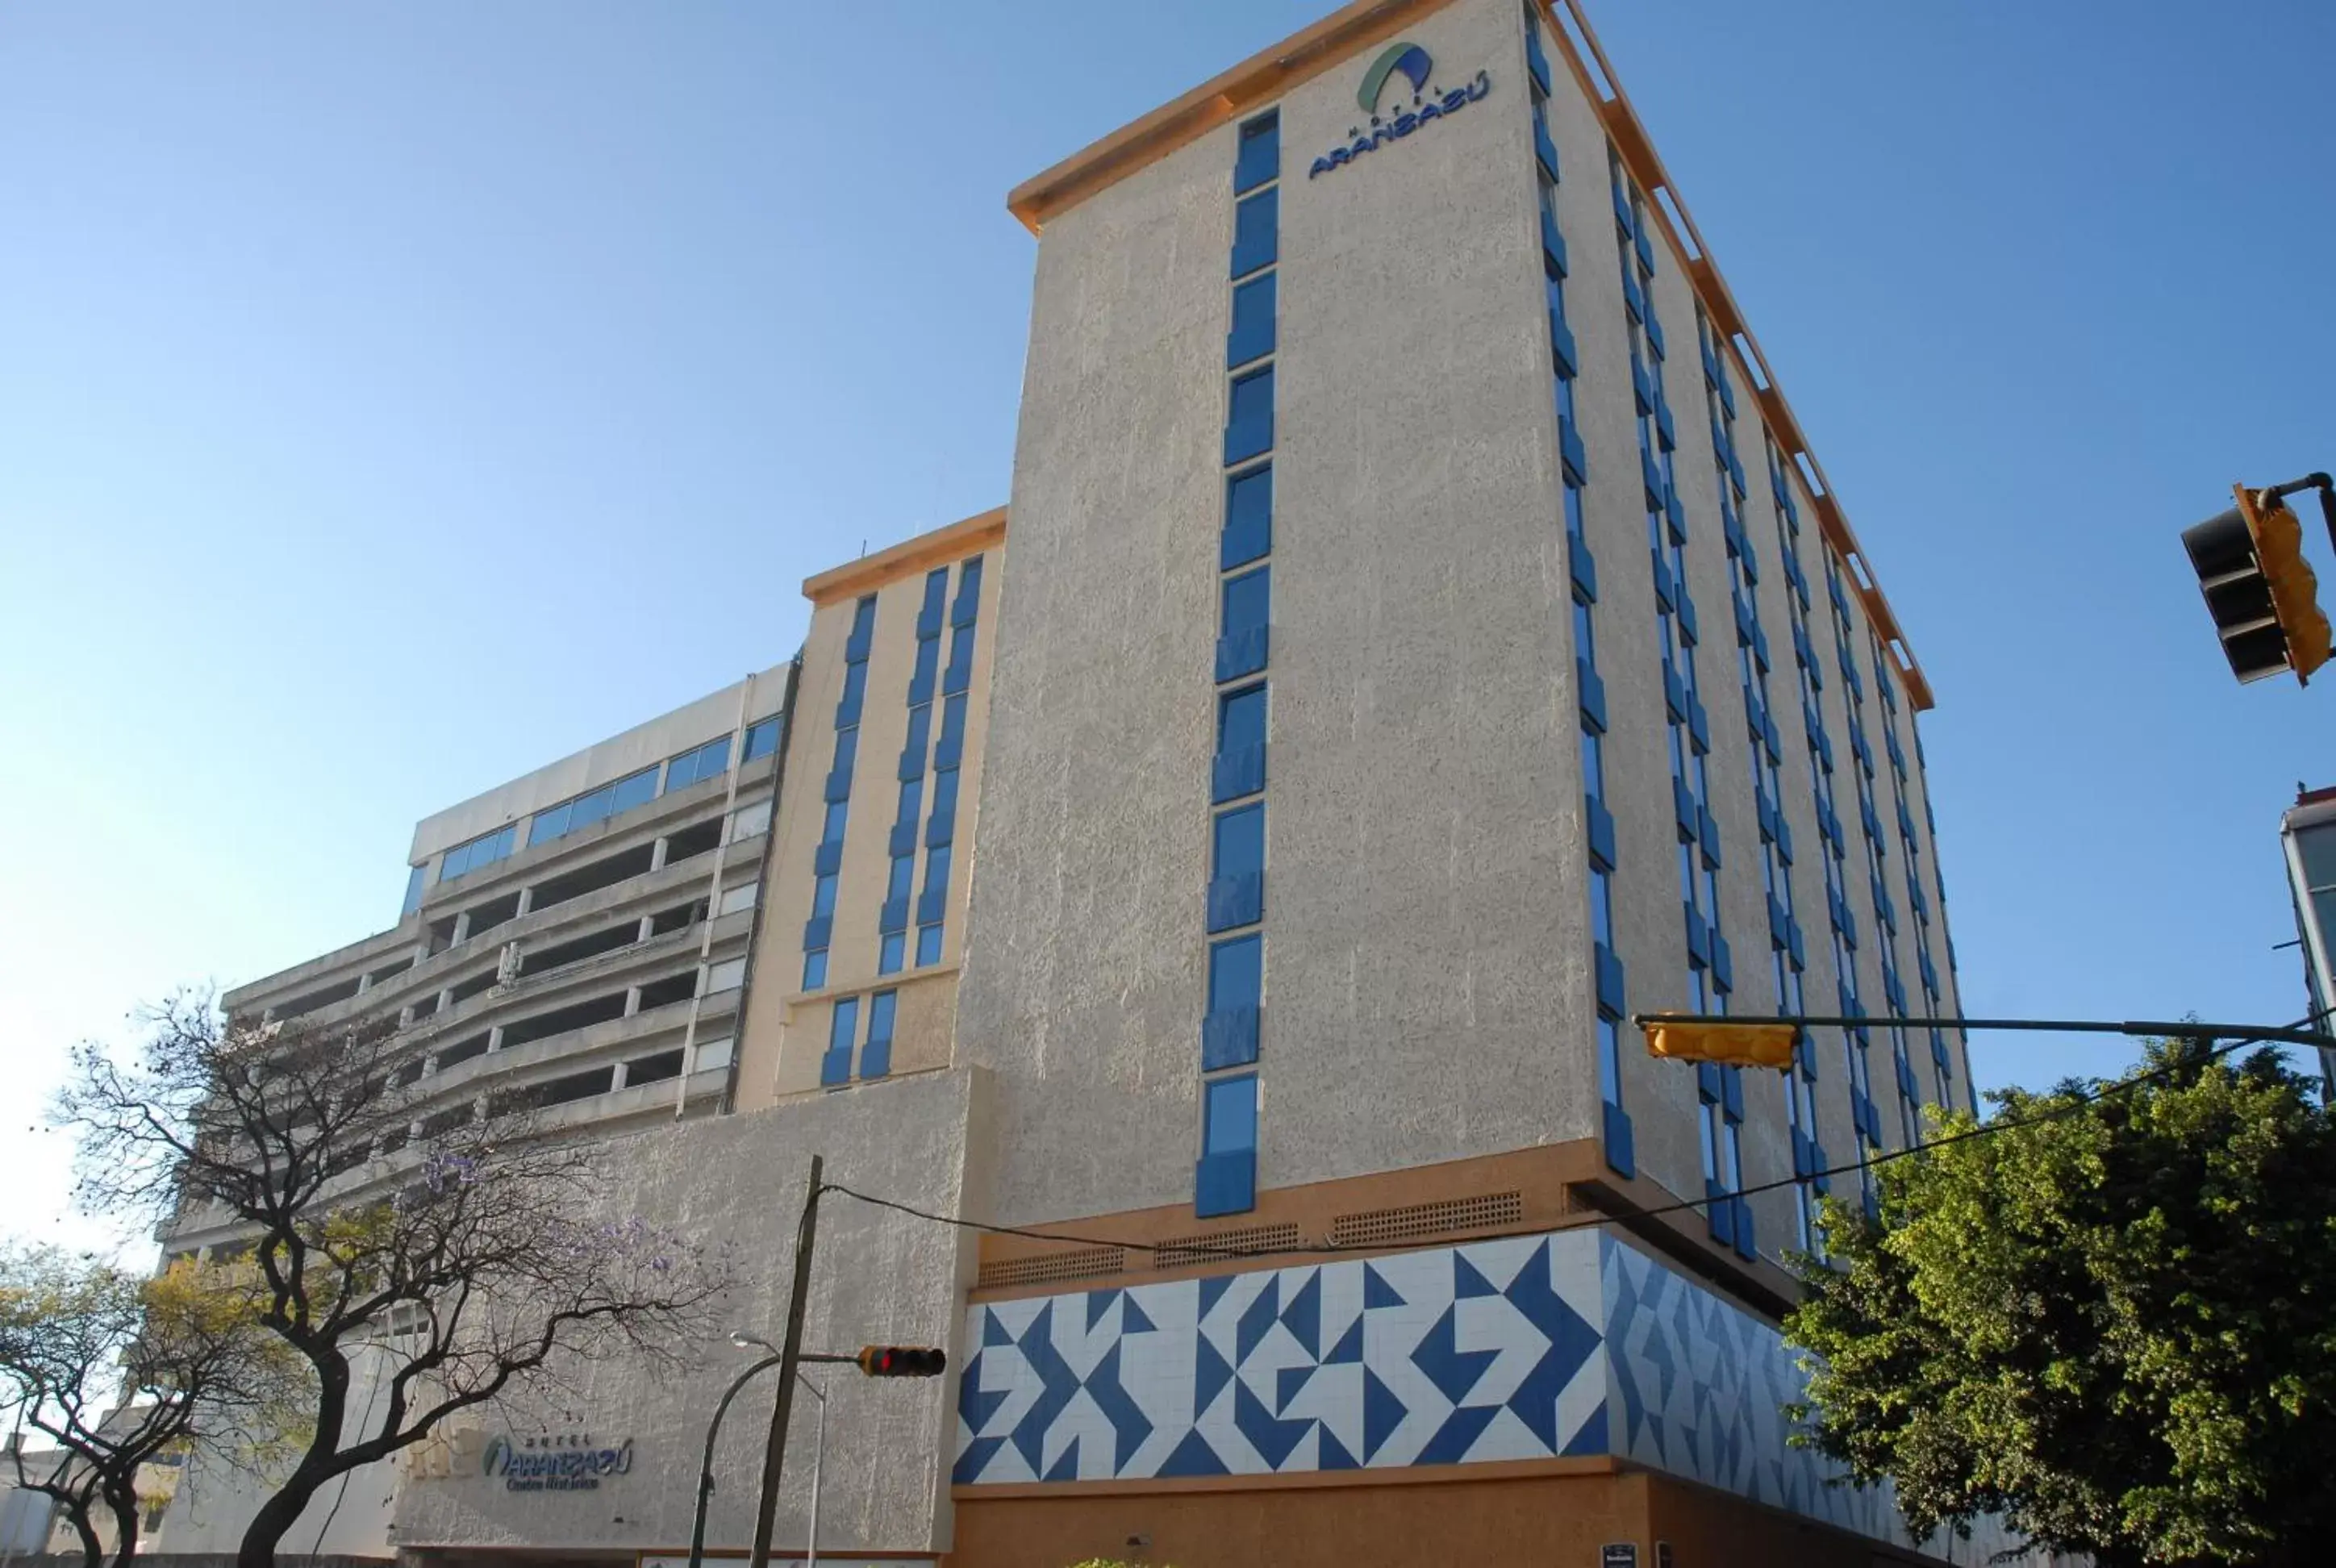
xmin=1785 ymin=1041 xmax=2336 ymax=1566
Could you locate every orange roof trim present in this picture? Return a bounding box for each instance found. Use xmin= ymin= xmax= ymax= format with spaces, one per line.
xmin=803 ymin=507 xmax=1007 ymax=607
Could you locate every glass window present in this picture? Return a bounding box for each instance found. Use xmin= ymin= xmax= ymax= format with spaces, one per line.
xmin=939 ymin=693 xmax=969 ymax=750
xmin=880 ymin=932 xmax=906 ymax=974
xmin=887 ymin=854 xmax=914 ymax=901
xmin=820 ymin=799 xmax=849 ymax=844
xmin=916 ymin=925 xmax=943 ymax=965
xmin=665 ymin=736 xmax=732 ymax=794
xmin=1233 ymin=111 xmax=1279 ymax=194
xmin=1224 ymin=463 xmax=1273 ymax=569
xmin=802 ymin=949 xmax=828 ymax=990
xmin=1208 ymin=932 xmax=1262 ymax=1013
xmin=812 ymin=874 xmax=838 ymax=919
xmin=743 ymin=715 xmax=780 ymax=761
xmin=911 ymin=636 xmax=941 ymax=691
xmin=527 ymin=804 xmax=569 ymax=846
xmin=2301 ymin=824 xmax=2336 ymax=890
xmin=957 ymin=556 xmax=985 ymax=607
xmin=1221 ymin=566 xmax=1270 ymax=643
xmin=1232 ymin=187 xmax=1279 ymax=276
xmin=1228 ymin=272 xmax=1277 ymax=365
xmin=832 ymin=727 xmax=859 ymax=773
xmin=1219 ymin=684 xmax=1268 ymax=756
xmin=920 ymin=566 xmax=948 ymax=619
xmin=1212 ymin=803 xmax=1265 ymax=882
xmin=839 ymin=660 xmax=868 ymax=712
xmin=923 ymin=843 xmax=953 ymax=898
xmin=849 ymin=594 xmax=877 ymax=639
xmin=895 ymin=776 xmax=924 ymax=827
xmin=611 ymin=768 xmax=657 ymax=814
xmin=929 ymin=767 xmax=961 ymax=822
xmin=402 ymin=864 xmax=428 ymax=916
xmin=867 ymin=990 xmax=896 ymax=1045
xmin=945 ymin=621 xmax=976 ymax=682
xmin=1228 ymin=365 xmax=1274 ymax=434
xmin=1204 ymin=1074 xmax=1259 ymax=1155
xmin=830 ymin=996 xmax=860 ymax=1053
xmin=903 ymin=703 xmax=932 ymax=764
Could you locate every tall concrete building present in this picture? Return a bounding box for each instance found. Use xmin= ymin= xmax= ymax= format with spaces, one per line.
xmin=162 ymin=3 xmax=2001 ymax=1566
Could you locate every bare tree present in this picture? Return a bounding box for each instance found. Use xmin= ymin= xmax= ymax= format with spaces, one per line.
xmin=56 ymin=994 xmax=728 ymax=1568
xmin=0 ymin=1245 xmax=290 ymax=1568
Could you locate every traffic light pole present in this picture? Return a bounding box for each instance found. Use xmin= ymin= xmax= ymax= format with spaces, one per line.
xmin=746 ymin=1154 xmax=824 ymax=1568
xmin=1634 ymin=1012 xmax=2336 ymax=1053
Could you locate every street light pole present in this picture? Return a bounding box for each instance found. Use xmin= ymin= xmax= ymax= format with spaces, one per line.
xmin=686 ymin=1349 xmax=782 ymax=1568
xmin=797 ymin=1374 xmax=825 ymax=1568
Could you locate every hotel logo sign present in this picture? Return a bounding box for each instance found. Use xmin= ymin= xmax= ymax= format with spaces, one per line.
xmin=1308 ymin=41 xmax=1491 ymax=180
xmin=482 ymin=1431 xmax=636 ymax=1492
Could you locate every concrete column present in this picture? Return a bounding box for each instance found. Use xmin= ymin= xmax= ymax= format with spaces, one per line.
xmin=398 ymin=1006 xmax=417 ymax=1028
xmin=435 ymin=989 xmax=455 ymax=1017
xmin=486 ymin=1025 xmax=504 ymax=1053
xmin=515 ymin=887 xmax=535 ymax=916
xmin=611 ymin=1061 xmax=630 ymax=1091
xmin=624 ymin=986 xmax=643 ymax=1017
xmin=638 ymin=915 xmax=656 ymax=944
xmin=650 ymin=837 xmax=670 ymax=871
xmin=451 ymin=911 xmax=472 ymax=945
xmin=355 ymin=972 xmax=372 ymax=996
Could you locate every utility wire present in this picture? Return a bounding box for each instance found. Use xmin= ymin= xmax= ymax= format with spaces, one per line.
xmin=821 ymin=1023 xmax=2300 ymax=1272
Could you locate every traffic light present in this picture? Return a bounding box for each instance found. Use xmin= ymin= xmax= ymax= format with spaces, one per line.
xmin=1640 ymin=1015 xmax=1799 ymax=1070
xmin=855 ymin=1345 xmax=947 ymax=1378
xmin=2182 ymin=477 xmax=2335 ymax=686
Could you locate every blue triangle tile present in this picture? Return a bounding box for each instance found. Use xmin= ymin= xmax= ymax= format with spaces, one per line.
xmin=1158 ymin=1428 xmax=1227 ymax=1478
xmin=1317 ymin=1421 xmax=1358 ymax=1470
xmin=1042 ymin=1434 xmax=1080 ymax=1483
xmin=1086 ymin=1287 xmax=1121 ymax=1334
xmin=1561 ymin=1399 xmax=1609 ymax=1457
xmin=1234 ymin=1378 xmax=1312 ymax=1470
xmin=1411 ymin=1304 xmax=1498 ymax=1407
xmin=1363 ymin=1366 xmax=1408 ymax=1461
xmin=1279 ymin=1269 xmax=1321 ymax=1359
xmin=1082 ymin=1344 xmax=1154 ymax=1475
xmin=1416 ymin=1403 xmax=1500 ymax=1466
xmin=1454 ymin=1251 xmax=1500 ymax=1299
xmin=1121 ymin=1292 xmax=1157 ymax=1335
xmin=1199 ymin=1274 xmax=1234 ymax=1321
xmin=1503 ymin=1249 xmax=1604 ymax=1451
xmin=951 ymin=1435 xmax=1006 ymax=1485
xmin=982 ymin=1310 xmax=1014 ymax=1347
xmin=1274 ymin=1362 xmax=1314 ymax=1416
xmin=1007 ymin=1303 xmax=1078 ymax=1476
xmin=1324 ymin=1314 xmax=1363 ymax=1366
xmin=957 ymin=1350 xmax=1007 ymax=1436
xmin=1237 ymin=1275 xmax=1281 ymax=1366
xmin=1364 ymin=1261 xmax=1406 ymax=1309
xmin=1195 ymin=1330 xmax=1234 ymax=1419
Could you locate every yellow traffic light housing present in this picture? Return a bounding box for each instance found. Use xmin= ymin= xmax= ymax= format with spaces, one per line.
xmin=2182 ymin=472 xmax=2336 ymax=686
xmin=1640 ymin=1015 xmax=1800 ymax=1070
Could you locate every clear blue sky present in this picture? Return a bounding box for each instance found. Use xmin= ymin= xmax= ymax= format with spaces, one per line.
xmin=4 ymin=0 xmax=2331 ymax=1245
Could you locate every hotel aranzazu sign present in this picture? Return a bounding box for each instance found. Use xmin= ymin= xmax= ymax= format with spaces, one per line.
xmin=1308 ymin=41 xmax=1491 ymax=180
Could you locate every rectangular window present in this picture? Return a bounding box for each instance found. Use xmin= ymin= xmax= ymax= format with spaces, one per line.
xmin=902 ymin=703 xmax=933 ymax=765
xmin=664 ymin=734 xmax=733 ymax=794
xmin=1212 ymin=802 xmax=1265 ymax=883
xmin=1223 ymin=463 xmax=1273 ymax=569
xmin=1213 ymin=683 xmax=1268 ymax=802
xmin=1203 ymin=1074 xmax=1259 ymax=1155
xmin=895 ymin=775 xmax=924 ymax=828
xmin=742 ymin=715 xmax=780 ymax=761
xmin=401 ymin=863 xmax=427 ymax=916
xmin=929 ymin=765 xmax=961 ymax=823
xmin=821 ymin=995 xmax=861 ymax=1087
xmin=837 ymin=658 xmax=869 ymax=723
xmin=1233 ymin=111 xmax=1279 ymax=194
xmin=862 ymin=990 xmax=897 ymax=1078
xmin=1231 ymin=187 xmax=1279 ymax=279
xmin=440 ymin=824 xmax=516 ymax=882
xmin=1224 ymin=365 xmax=1275 ymax=466
xmin=1228 ymin=272 xmax=1277 ymax=369
xmin=820 ymin=799 xmax=849 ymax=845
xmin=879 ymin=931 xmax=906 ymax=974
xmin=916 ymin=924 xmax=943 ymax=965
xmin=803 ymin=949 xmax=828 ymax=990
xmin=811 ymin=873 xmax=837 ymax=919
xmin=1217 ymin=566 xmax=1270 ymax=682
xmin=910 ymin=635 xmax=941 ymax=697
xmin=1208 ymin=932 xmax=1263 ymax=1017
xmin=886 ymin=854 xmax=914 ymax=901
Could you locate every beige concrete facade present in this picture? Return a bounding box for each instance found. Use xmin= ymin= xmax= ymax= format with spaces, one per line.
xmin=733 ymin=510 xmax=1005 ymax=1111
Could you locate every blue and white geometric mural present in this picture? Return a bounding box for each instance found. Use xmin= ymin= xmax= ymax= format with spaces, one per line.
xmin=956 ymin=1228 xmax=2027 ymax=1559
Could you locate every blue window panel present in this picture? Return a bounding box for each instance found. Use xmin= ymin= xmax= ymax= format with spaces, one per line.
xmin=1207 ymin=803 xmax=1266 ymax=933
xmin=820 ymin=995 xmax=859 ymax=1087
xmin=1735 ymin=591 xmax=1758 ymax=649
xmin=744 ymin=715 xmax=781 ymax=762
xmin=613 ymin=773 xmax=657 ymax=820
xmin=878 ymin=931 xmax=906 ymax=974
xmin=1652 ymin=551 xmax=1677 ymax=615
xmin=1586 ymin=795 xmax=1617 ymax=873
xmin=1549 ymin=310 xmax=1580 ymax=381
xmin=929 ymin=765 xmax=960 ymax=829
xmin=803 ymin=914 xmax=832 ymax=952
xmin=1654 ymin=398 xmax=1677 ymax=452
xmin=813 ymin=839 xmax=844 ymax=878
xmin=1718 ymin=372 xmax=1737 ymax=420
xmin=1711 ymin=932 xmax=1733 ymax=995
xmin=1594 ymin=940 xmax=1627 ymax=1019
xmin=1204 ymin=1072 xmax=1259 ymax=1153
xmin=926 ymin=807 xmax=956 ymax=850
xmin=824 ymin=761 xmax=853 ymax=802
xmin=834 ymin=661 xmax=868 ymax=728
xmin=943 ymin=633 xmax=975 ymax=698
xmin=916 ymin=924 xmax=944 ymax=965
xmin=861 ymin=990 xmax=896 ymax=1078
xmin=1630 ymin=358 xmax=1654 ymax=415
xmin=1534 ymin=119 xmax=1562 ymax=185
xmin=1212 ymin=684 xmax=1268 ymax=803
xmin=1233 ymin=111 xmax=1279 ymax=195
xmin=1661 ymin=660 xmax=1686 ymax=720
xmin=1577 ymin=657 xmax=1608 ymax=735
xmin=1569 ymin=535 xmax=1598 ymax=603
xmin=1644 ymin=311 xmax=1666 ymax=361
xmin=1664 ymin=485 xmax=1687 ymax=543
xmin=1687 ymin=692 xmax=1710 ymax=754
xmin=1767 ymin=894 xmax=1790 ymax=949
xmin=1202 ymin=940 xmax=1262 ymax=1070
xmin=879 ymin=895 xmax=910 ymax=935
xmin=665 ymin=735 xmax=733 ymax=794
xmin=916 ymin=566 xmax=948 ymax=640
xmin=917 ymin=844 xmax=953 ymax=926
xmin=1678 ymin=585 xmax=1700 ymax=646
xmin=811 ymin=872 xmax=838 ymax=919
xmin=1216 ymin=566 xmax=1271 ymax=682
xmin=802 ymin=949 xmax=828 ymax=990
xmin=1633 ymin=219 xmax=1656 ymax=275
xmin=844 ymin=595 xmax=877 ymax=663
xmin=952 ymin=556 xmax=986 ymax=628
xmin=1697 ymin=803 xmax=1722 ymax=869
xmin=1728 ymin=447 xmax=1750 ymax=498
xmin=1224 ymin=366 xmax=1275 ymax=466
xmin=1672 ymin=776 xmax=1698 ymax=841
xmin=1705 ymin=1178 xmax=1736 ymax=1247
xmin=1774 ymin=807 xmax=1793 ymax=862
xmin=401 ymin=862 xmax=427 ymax=917
xmin=1731 ymin=1198 xmax=1756 ymax=1261
xmin=1228 ymin=272 xmax=1277 ymax=369
xmin=901 ymin=704 xmax=933 ymax=776
xmin=1754 ymin=786 xmax=1776 ymax=844
xmin=887 ymin=852 xmax=914 ymax=901
xmin=907 ymin=638 xmax=941 ymax=707
xmin=1603 ymin=1099 xmax=1636 ymax=1179
xmin=1559 ymin=418 xmax=1590 ymax=486
xmin=1223 ymin=464 xmax=1273 ymax=569
xmin=1231 ymin=188 xmax=1279 ymax=279
xmin=1525 ymin=23 xmax=1554 ymax=95
xmin=1621 ymin=271 xmax=1645 ymax=326
xmin=1640 ymin=446 xmax=1666 ymax=511
xmin=1195 ymin=1148 xmax=1257 ymax=1217
xmin=934 ymin=694 xmax=969 ymax=771
xmin=1684 ymin=903 xmax=1710 ymax=967
xmin=888 ymin=819 xmax=919 ymax=859
xmin=1921 ymin=949 xmax=1940 ymax=995
xmin=1612 ymin=180 xmax=1635 ymax=234
xmin=1700 ymin=338 xmax=1721 ymax=388
xmin=1787 ymin=915 xmax=1807 ymax=970
xmin=1541 ymin=209 xmax=1570 ymax=280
